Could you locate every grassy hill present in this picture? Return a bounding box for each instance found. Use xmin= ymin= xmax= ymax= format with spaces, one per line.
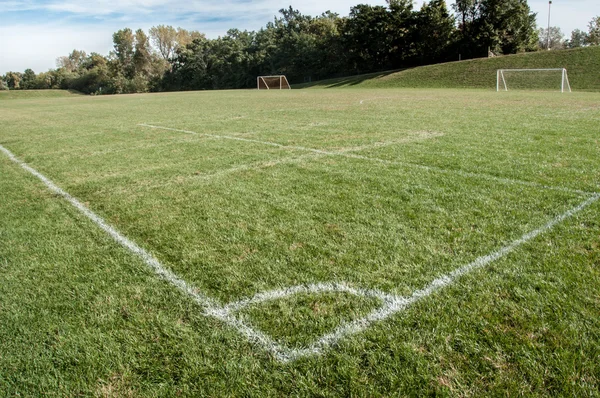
xmin=0 ymin=89 xmax=82 ymax=100
xmin=295 ymin=46 xmax=600 ymax=91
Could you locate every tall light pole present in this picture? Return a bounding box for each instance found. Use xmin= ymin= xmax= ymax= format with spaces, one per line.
xmin=546 ymin=1 xmax=552 ymax=50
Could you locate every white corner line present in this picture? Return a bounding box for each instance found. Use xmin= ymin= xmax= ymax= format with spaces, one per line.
xmin=2 ymin=143 xmax=599 ymax=363
xmin=137 ymin=123 xmax=596 ymax=196
xmin=0 ymin=143 xmax=286 ymax=359
xmin=0 ymin=144 xmax=218 ymax=310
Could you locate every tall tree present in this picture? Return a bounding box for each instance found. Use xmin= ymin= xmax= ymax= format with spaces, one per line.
xmin=455 ymin=0 xmax=537 ymax=58
xmin=149 ymin=25 xmax=178 ymax=60
xmin=386 ymin=0 xmax=416 ymax=66
xmin=4 ymin=72 xmax=22 ymax=89
xmin=343 ymin=4 xmax=394 ymax=72
xmin=453 ymin=0 xmax=477 ymax=32
xmin=176 ymin=28 xmax=205 ymax=49
xmin=164 ymin=36 xmax=212 ymax=90
xmin=20 ymin=69 xmax=37 ymax=89
xmin=112 ymin=28 xmax=135 ymax=79
xmin=411 ymin=0 xmax=455 ymax=64
xmin=538 ymin=26 xmax=564 ymax=50
xmin=566 ymin=29 xmax=588 ymax=48
xmin=134 ymin=29 xmax=153 ymax=77
xmin=56 ymin=49 xmax=87 ymax=72
xmin=587 ymin=16 xmax=600 ymax=45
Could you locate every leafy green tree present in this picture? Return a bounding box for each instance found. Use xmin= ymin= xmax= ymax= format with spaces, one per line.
xmin=587 ymin=16 xmax=600 ymax=45
xmin=538 ymin=26 xmax=564 ymax=50
xmin=307 ymin=12 xmax=347 ymax=79
xmin=252 ymin=7 xmax=345 ymax=82
xmin=4 ymin=72 xmax=22 ymax=89
xmin=343 ymin=4 xmax=394 ymax=73
xmin=494 ymin=0 xmax=538 ymax=54
xmin=149 ymin=25 xmax=178 ymax=60
xmin=177 ymin=28 xmax=205 ymax=49
xmin=454 ymin=0 xmax=537 ymax=58
xmin=270 ymin=7 xmax=318 ymax=80
xmin=566 ymin=29 xmax=588 ymax=48
xmin=410 ymin=0 xmax=455 ymax=64
xmin=56 ymin=50 xmax=87 ymax=72
xmin=386 ymin=0 xmax=416 ymax=66
xmin=453 ymin=0 xmax=477 ymax=32
xmin=134 ymin=29 xmax=153 ymax=79
xmin=112 ymin=28 xmax=135 ymax=79
xmin=20 ymin=69 xmax=37 ymax=89
xmin=162 ymin=36 xmax=212 ymax=91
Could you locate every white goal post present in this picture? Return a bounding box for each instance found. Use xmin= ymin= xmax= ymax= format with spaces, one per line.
xmin=496 ymin=68 xmax=571 ymax=93
xmin=257 ymin=75 xmax=291 ymax=90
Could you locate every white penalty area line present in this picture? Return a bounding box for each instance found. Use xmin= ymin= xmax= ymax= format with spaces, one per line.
xmin=2 ymin=143 xmax=599 ymax=363
xmin=137 ymin=135 xmax=441 ymax=191
xmin=285 ymin=192 xmax=600 ymax=360
xmin=138 ymin=123 xmax=595 ymax=196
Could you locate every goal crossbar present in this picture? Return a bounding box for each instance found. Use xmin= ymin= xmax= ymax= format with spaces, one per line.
xmin=496 ymin=68 xmax=571 ymax=93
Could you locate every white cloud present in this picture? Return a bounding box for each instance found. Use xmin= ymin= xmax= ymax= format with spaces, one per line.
xmin=0 ymin=24 xmax=112 ymax=73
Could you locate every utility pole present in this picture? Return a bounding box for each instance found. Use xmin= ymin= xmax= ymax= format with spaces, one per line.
xmin=546 ymin=1 xmax=552 ymax=50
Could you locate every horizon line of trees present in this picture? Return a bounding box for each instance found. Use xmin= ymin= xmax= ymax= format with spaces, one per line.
xmin=538 ymin=15 xmax=600 ymax=50
xmin=2 ymin=1 xmax=599 ymax=94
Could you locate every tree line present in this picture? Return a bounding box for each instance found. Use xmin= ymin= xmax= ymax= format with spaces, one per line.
xmin=2 ymin=1 xmax=599 ymax=94
xmin=538 ymin=16 xmax=600 ymax=49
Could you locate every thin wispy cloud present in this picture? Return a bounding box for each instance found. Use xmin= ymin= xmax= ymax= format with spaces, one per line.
xmin=1 ymin=0 xmax=598 ymax=73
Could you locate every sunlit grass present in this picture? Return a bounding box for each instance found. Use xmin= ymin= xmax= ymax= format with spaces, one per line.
xmin=1 ymin=88 xmax=599 ymax=396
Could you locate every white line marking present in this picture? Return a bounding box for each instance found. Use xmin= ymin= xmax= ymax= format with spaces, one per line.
xmin=138 ymin=123 xmax=339 ymax=156
xmin=2 ymin=143 xmax=598 ymax=362
xmin=138 ymin=124 xmax=596 ymax=196
xmin=223 ymin=282 xmax=398 ymax=314
xmin=0 ymin=144 xmax=219 ymax=310
xmin=0 ymin=143 xmax=289 ymax=357
xmin=136 ymin=136 xmax=442 ymax=191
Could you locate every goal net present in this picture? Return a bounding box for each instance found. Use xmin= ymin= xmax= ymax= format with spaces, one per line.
xmin=496 ymin=68 xmax=571 ymax=92
xmin=257 ymin=75 xmax=291 ymax=90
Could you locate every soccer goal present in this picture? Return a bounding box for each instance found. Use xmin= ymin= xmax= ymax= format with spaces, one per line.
xmin=496 ymin=68 xmax=571 ymax=92
xmin=257 ymin=75 xmax=291 ymax=90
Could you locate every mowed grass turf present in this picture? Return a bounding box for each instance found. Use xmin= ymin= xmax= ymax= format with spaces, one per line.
xmin=1 ymin=88 xmax=599 ymax=395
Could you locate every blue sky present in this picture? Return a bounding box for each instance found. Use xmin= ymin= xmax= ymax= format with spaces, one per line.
xmin=1 ymin=0 xmax=598 ymax=74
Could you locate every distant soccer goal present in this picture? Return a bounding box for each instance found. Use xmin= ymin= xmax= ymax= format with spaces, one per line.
xmin=496 ymin=68 xmax=571 ymax=92
xmin=257 ymin=75 xmax=291 ymax=90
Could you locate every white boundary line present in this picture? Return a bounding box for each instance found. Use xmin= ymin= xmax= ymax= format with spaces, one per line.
xmin=2 ymin=143 xmax=598 ymax=363
xmin=138 ymin=124 xmax=596 ymax=196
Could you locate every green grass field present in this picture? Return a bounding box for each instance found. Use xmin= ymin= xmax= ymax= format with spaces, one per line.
xmin=1 ymin=88 xmax=599 ymax=396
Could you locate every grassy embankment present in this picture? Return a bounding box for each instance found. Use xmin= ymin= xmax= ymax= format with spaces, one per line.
xmin=295 ymin=46 xmax=600 ymax=91
xmin=0 ymin=89 xmax=82 ymax=100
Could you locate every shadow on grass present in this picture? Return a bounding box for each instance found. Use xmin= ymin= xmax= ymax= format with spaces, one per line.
xmin=293 ymin=69 xmax=409 ymax=89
